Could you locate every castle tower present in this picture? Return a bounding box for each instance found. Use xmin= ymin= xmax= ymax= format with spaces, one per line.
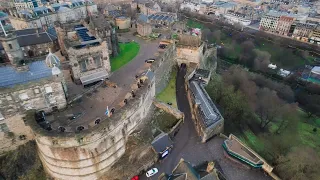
xmin=0 ymin=32 xmax=23 ymax=65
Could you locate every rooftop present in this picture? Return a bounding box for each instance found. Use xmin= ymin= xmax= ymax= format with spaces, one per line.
xmin=189 ymin=80 xmax=223 ymax=128
xmin=0 ymin=60 xmax=54 ymax=88
xmin=148 ymin=12 xmax=176 ymax=23
xmin=70 ymin=24 xmax=101 ymax=49
xmin=151 ymin=133 xmax=173 ymax=153
xmin=0 ymin=28 xmax=57 ymax=50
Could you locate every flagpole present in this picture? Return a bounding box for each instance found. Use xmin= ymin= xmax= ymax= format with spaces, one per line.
xmin=0 ymin=20 xmax=7 ymax=37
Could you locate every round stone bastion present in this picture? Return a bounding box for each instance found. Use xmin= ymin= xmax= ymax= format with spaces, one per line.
xmin=33 ymin=78 xmax=155 ymax=180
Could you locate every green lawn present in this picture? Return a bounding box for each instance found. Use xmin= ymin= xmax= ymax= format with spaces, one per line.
xmin=156 ymin=69 xmax=177 ymax=108
xmin=186 ymin=19 xmax=204 ymax=29
xmin=110 ymin=42 xmax=140 ymax=72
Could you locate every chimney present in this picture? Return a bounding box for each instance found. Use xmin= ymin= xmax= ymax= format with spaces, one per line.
xmin=206 ymin=162 xmax=215 ymax=173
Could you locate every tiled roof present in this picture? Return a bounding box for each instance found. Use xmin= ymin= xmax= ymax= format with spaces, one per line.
xmin=0 ymin=60 xmax=53 ymax=87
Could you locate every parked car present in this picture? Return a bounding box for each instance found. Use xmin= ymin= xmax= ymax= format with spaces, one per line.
xmin=131 ymin=176 xmax=139 ymax=180
xmin=146 ymin=168 xmax=158 ymax=177
xmin=145 ymin=59 xmax=155 ymax=63
xmin=159 ymin=44 xmax=167 ymax=49
xmin=35 ymin=110 xmax=46 ymax=123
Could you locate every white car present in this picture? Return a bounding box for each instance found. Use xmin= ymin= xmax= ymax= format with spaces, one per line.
xmin=146 ymin=168 xmax=158 ymax=177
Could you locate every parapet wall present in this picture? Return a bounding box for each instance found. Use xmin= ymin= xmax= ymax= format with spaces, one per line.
xmin=152 ymin=41 xmax=176 ymax=94
xmin=36 ymin=78 xmax=155 ymax=180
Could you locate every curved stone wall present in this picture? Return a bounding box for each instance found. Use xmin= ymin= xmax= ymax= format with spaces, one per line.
xmin=36 ymin=78 xmax=155 ymax=180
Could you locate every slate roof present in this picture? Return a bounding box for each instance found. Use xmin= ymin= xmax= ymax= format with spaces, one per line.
xmin=0 ymin=28 xmax=57 ymax=49
xmin=189 ymin=80 xmax=223 ymax=128
xmin=151 ymin=133 xmax=173 ymax=153
xmin=138 ymin=14 xmax=148 ymax=23
xmin=0 ymin=60 xmax=53 ymax=87
xmin=172 ymin=159 xmax=200 ymax=180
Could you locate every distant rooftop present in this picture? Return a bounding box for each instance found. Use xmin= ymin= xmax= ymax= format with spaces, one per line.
xmin=148 ymin=12 xmax=176 ymax=23
xmin=189 ymin=80 xmax=223 ymax=128
xmin=0 ymin=60 xmax=53 ymax=88
xmin=0 ymin=28 xmax=57 ymax=50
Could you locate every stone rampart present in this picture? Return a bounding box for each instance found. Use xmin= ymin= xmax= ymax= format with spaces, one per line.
xmin=153 ymin=100 xmax=184 ymax=120
xmin=151 ymin=41 xmax=176 ymax=94
xmin=34 ymin=77 xmax=155 ymax=180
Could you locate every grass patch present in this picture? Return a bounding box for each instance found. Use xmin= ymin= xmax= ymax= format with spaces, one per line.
xmin=110 ymin=42 xmax=140 ymax=71
xmin=240 ymin=129 xmax=264 ymax=153
xmin=186 ymin=19 xmax=204 ymax=29
xmin=298 ymin=122 xmax=320 ymax=153
xmin=156 ymin=69 xmax=177 ymax=108
xmin=152 ymin=108 xmax=179 ymax=133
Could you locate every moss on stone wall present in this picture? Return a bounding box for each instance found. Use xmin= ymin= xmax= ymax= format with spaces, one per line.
xmin=0 ymin=141 xmax=47 ymax=180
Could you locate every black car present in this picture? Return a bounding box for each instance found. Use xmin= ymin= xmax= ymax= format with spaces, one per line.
xmin=159 ymin=44 xmax=167 ymax=49
xmin=35 ymin=111 xmax=46 ymax=123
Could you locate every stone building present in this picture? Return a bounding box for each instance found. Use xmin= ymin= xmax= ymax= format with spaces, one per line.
xmin=188 ymin=80 xmax=224 ymax=143
xmin=55 ymin=22 xmax=111 ymax=85
xmin=115 ymin=16 xmax=131 ymax=30
xmin=0 ymin=28 xmax=59 ymax=63
xmin=137 ymin=14 xmax=152 ymax=36
xmin=6 ymin=0 xmax=98 ymax=30
xmin=309 ymin=25 xmax=320 ymax=45
xmin=259 ymin=11 xmax=281 ymax=33
xmin=86 ymin=15 xmax=120 ymax=57
xmin=276 ymin=15 xmax=295 ymax=36
xmin=138 ymin=2 xmax=161 ymax=16
xmin=13 ymin=0 xmax=42 ymax=11
xmin=176 ymin=34 xmax=205 ymax=67
xmin=0 ymin=30 xmax=67 ymax=150
xmin=292 ymin=22 xmax=316 ymax=40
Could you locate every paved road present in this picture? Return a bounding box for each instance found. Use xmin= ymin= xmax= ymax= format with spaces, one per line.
xmin=109 ymin=34 xmax=160 ymax=88
xmin=140 ymin=66 xmax=271 ymax=180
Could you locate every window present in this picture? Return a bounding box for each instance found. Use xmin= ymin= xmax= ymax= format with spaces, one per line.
xmin=8 ymin=44 xmax=12 ymax=49
xmin=80 ymin=60 xmax=87 ymax=72
xmin=94 ymin=57 xmax=102 ymax=68
xmin=6 ymin=96 xmax=12 ymax=101
xmin=45 ymin=86 xmax=53 ymax=94
xmin=19 ymin=93 xmax=29 ymax=100
xmin=34 ymin=88 xmax=40 ymax=94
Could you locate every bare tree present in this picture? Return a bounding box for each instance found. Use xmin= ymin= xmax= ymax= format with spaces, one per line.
xmin=253 ymin=49 xmax=271 ymax=72
xmin=255 ymin=88 xmax=284 ymax=130
xmin=275 ymin=147 xmax=320 ymax=180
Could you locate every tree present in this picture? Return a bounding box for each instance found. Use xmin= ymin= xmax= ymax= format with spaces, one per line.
xmin=222 ymin=65 xmax=257 ymax=108
xmin=201 ymin=28 xmax=212 ymax=41
xmin=306 ymin=83 xmax=320 ymax=95
xmin=239 ymin=40 xmax=256 ymax=67
xmin=212 ymin=30 xmax=221 ymax=44
xmin=253 ymin=49 xmax=271 ymax=72
xmin=275 ymin=147 xmax=320 ymax=180
xmin=255 ymin=88 xmax=284 ymax=130
xmin=276 ymin=103 xmax=298 ymax=134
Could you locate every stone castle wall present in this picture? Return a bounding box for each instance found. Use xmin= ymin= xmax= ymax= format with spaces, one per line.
xmin=35 ymin=39 xmax=177 ymax=180
xmin=152 ymin=41 xmax=176 ymax=94
xmin=36 ymin=77 xmax=155 ymax=180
